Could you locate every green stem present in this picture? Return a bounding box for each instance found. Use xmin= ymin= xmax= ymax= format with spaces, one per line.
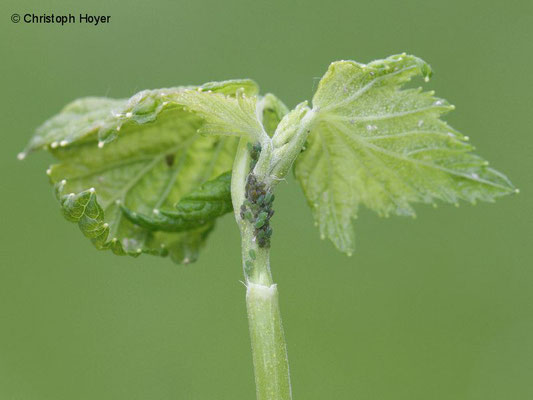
xmin=232 ymin=138 xmax=292 ymax=400
xmin=242 ymin=227 xmax=292 ymax=400
xmin=246 ymin=275 xmax=292 ymax=400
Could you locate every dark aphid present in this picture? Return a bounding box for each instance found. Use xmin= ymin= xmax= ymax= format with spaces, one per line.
xmin=257 ymin=194 xmax=265 ymax=205
xmin=265 ymin=226 xmax=273 ymax=238
xmin=268 ymin=209 xmax=275 ymax=218
xmin=256 ymin=229 xmax=267 ymax=241
xmin=257 ymin=229 xmax=270 ymax=247
xmin=165 ymin=154 xmax=175 ymax=167
xmin=248 ymin=144 xmax=261 ymax=168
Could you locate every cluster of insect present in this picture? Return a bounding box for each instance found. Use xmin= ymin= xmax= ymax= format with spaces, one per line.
xmin=239 ymin=143 xmax=275 ymax=248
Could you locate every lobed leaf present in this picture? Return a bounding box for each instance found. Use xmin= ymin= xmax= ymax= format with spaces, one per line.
xmin=294 ymin=54 xmax=516 ymax=255
xmin=27 ymin=80 xmax=257 ymax=264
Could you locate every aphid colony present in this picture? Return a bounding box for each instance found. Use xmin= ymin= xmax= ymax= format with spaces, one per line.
xmin=239 ymin=143 xmax=275 ymax=248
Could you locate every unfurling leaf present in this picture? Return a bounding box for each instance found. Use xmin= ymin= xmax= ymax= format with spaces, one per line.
xmin=28 ymin=80 xmax=256 ymax=264
xmin=258 ymin=94 xmax=289 ymax=137
xmin=294 ymin=54 xmax=516 ymax=255
xmin=120 ymin=171 xmax=233 ymax=232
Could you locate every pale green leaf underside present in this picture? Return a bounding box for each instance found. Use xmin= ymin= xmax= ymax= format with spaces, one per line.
xmin=294 ymin=54 xmax=515 ymax=255
xmin=29 ymin=80 xmax=265 ymax=264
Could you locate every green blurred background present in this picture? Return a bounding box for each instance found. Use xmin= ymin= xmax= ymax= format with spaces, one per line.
xmin=1 ymin=0 xmax=532 ymax=399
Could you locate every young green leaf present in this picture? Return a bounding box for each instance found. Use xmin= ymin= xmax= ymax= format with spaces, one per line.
xmin=294 ymin=54 xmax=516 ymax=255
xmin=26 ymin=80 xmax=254 ymax=263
